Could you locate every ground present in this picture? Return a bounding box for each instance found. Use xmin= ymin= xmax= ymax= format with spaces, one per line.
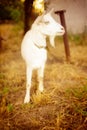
xmin=0 ymin=23 xmax=87 ymax=130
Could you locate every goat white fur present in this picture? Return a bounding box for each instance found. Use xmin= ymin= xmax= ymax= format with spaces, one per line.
xmin=21 ymin=9 xmax=65 ymax=103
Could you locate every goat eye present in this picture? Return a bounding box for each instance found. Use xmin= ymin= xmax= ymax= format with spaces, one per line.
xmin=44 ymin=21 xmax=50 ymax=24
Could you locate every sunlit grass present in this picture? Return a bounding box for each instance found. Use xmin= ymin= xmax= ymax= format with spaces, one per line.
xmin=0 ymin=23 xmax=87 ymax=130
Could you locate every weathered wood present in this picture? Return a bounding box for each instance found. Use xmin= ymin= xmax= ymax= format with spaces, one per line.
xmin=55 ymin=10 xmax=70 ymax=62
xmin=0 ymin=32 xmax=2 ymax=50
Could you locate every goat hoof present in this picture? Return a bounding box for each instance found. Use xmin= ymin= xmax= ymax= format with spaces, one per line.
xmin=24 ymin=96 xmax=30 ymax=103
xmin=36 ymin=90 xmax=43 ymax=95
xmin=39 ymin=87 xmax=44 ymax=93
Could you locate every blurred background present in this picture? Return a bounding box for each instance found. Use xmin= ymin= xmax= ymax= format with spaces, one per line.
xmin=0 ymin=1 xmax=87 ymax=130
xmin=0 ymin=0 xmax=87 ymax=33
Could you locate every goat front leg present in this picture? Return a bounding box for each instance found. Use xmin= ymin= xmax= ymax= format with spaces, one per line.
xmin=37 ymin=65 xmax=45 ymax=93
xmin=24 ymin=66 xmax=32 ymax=103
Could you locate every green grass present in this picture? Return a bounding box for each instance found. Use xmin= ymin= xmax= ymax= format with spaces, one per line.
xmin=68 ymin=33 xmax=87 ymax=45
xmin=2 ymin=87 xmax=10 ymax=94
xmin=7 ymin=103 xmax=14 ymax=112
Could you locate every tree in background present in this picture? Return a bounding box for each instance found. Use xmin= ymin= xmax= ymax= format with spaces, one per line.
xmin=0 ymin=0 xmax=23 ymax=50
xmin=0 ymin=0 xmax=45 ymax=34
xmin=0 ymin=0 xmax=35 ymax=34
xmin=24 ymin=0 xmax=34 ymax=34
xmin=0 ymin=0 xmax=23 ymax=22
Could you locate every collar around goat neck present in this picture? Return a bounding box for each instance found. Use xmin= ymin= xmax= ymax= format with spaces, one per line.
xmin=34 ymin=42 xmax=48 ymax=49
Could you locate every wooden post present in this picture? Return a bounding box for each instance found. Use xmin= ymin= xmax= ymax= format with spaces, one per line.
xmin=0 ymin=32 xmax=2 ymax=50
xmin=55 ymin=10 xmax=70 ymax=62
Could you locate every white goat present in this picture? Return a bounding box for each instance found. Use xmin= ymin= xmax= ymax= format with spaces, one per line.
xmin=21 ymin=9 xmax=65 ymax=103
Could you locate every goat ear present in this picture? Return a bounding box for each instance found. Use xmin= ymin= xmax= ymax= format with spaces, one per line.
xmin=32 ymin=14 xmax=43 ymax=27
xmin=42 ymin=10 xmax=46 ymax=15
xmin=49 ymin=8 xmax=54 ymax=14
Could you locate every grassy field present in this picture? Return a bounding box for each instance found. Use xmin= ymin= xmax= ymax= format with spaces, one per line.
xmin=0 ymin=23 xmax=87 ymax=130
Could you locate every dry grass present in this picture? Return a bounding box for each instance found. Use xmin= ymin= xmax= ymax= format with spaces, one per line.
xmin=0 ymin=23 xmax=87 ymax=130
